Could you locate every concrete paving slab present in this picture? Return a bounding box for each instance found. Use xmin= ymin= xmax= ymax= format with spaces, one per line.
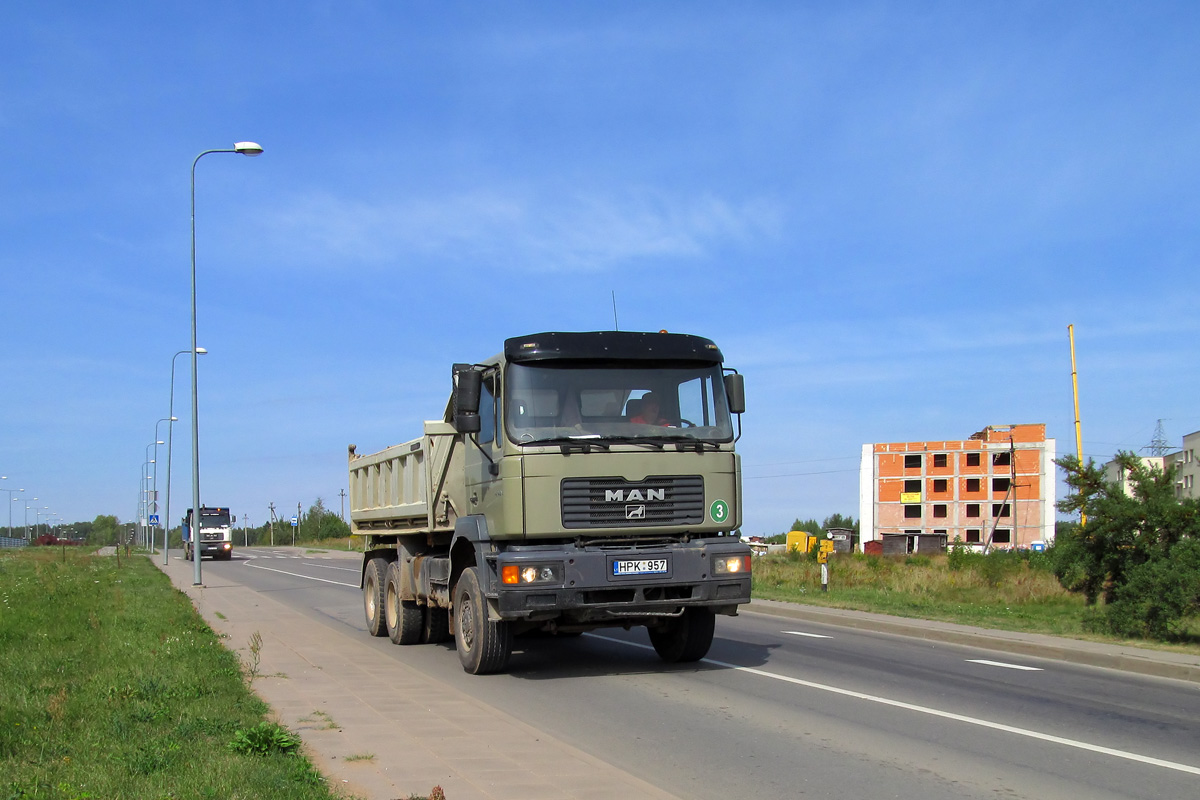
xmin=148 ymin=549 xmax=681 ymax=800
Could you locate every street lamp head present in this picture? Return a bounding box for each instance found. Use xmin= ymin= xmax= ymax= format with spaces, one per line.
xmin=169 ymin=416 xmax=178 ymax=422
xmin=196 ymin=347 xmax=208 ymax=355
xmin=234 ymin=141 xmax=264 ymax=156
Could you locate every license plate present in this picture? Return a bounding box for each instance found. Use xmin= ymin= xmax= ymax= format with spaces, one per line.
xmin=613 ymin=558 xmax=668 ymax=576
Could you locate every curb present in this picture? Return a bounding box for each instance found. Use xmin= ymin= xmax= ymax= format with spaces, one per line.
xmin=745 ymin=599 xmax=1200 ymax=684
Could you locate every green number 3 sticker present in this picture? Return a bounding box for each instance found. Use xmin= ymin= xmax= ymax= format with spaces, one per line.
xmin=710 ymin=499 xmax=729 ymax=523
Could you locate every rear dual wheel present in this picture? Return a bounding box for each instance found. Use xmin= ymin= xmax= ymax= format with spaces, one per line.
xmin=385 ymin=562 xmax=423 ymax=645
xmin=363 ymin=557 xmax=389 ymax=637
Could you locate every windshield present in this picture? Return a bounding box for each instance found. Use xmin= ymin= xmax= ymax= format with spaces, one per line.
xmin=505 ymin=363 xmax=734 ymax=444
xmin=199 ymin=509 xmax=231 ymax=527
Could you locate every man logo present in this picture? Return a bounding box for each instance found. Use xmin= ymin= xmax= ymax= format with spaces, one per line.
xmin=625 ymin=505 xmax=646 ymax=520
xmin=605 ymin=488 xmax=665 ymax=502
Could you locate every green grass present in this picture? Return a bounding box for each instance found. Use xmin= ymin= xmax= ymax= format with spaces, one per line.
xmin=752 ymin=551 xmax=1200 ymax=652
xmin=0 ymin=548 xmax=350 ymax=800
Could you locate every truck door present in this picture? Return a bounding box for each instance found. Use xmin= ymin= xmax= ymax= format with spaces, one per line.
xmin=464 ymin=369 xmax=504 ymax=530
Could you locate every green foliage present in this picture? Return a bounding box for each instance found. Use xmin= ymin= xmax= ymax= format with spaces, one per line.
xmin=229 ymin=722 xmax=303 ymax=756
xmin=91 ymin=514 xmax=120 ymax=545
xmin=1055 ymin=452 xmax=1200 ymax=640
xmin=764 ymin=513 xmax=858 ymax=544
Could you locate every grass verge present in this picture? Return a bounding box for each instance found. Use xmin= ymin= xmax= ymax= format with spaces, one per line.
xmin=0 ymin=548 xmax=348 ymax=799
xmin=752 ymin=551 xmax=1200 ymax=653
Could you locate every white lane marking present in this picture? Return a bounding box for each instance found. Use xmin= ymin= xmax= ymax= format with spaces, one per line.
xmin=307 ymin=563 xmax=359 ymax=573
xmin=967 ymin=659 xmax=1043 ymax=672
xmin=784 ymin=630 xmax=833 ymax=639
xmin=602 ymin=637 xmax=1200 ymax=776
xmin=242 ymin=561 xmax=358 ymax=587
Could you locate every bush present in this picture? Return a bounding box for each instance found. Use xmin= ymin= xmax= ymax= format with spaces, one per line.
xmin=1101 ymin=539 xmax=1200 ymax=640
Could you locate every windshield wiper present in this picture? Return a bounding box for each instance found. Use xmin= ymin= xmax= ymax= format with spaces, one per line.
xmin=520 ymin=436 xmax=612 ymax=453
xmin=634 ymin=435 xmax=723 ymax=452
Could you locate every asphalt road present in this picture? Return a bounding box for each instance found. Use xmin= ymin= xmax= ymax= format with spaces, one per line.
xmin=203 ymin=549 xmax=1200 ymax=800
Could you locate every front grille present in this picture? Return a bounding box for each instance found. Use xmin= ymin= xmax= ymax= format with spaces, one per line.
xmin=201 ymin=531 xmax=224 ymax=542
xmin=561 ymin=476 xmax=704 ymax=529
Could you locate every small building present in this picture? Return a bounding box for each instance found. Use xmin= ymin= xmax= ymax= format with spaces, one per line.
xmin=1164 ymin=430 xmax=1200 ymax=500
xmin=1102 ymin=455 xmax=1165 ymax=497
xmin=859 ymin=424 xmax=1056 ymax=553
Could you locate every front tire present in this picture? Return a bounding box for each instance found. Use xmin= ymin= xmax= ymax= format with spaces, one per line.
xmin=648 ymin=608 xmax=715 ymax=663
xmin=363 ymin=557 xmax=389 ymax=637
xmin=454 ymin=567 xmax=511 ymax=674
xmin=385 ymin=562 xmax=422 ymax=645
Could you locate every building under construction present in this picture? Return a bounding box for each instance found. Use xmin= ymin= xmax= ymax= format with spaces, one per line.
xmin=858 ymin=424 xmax=1057 ymax=553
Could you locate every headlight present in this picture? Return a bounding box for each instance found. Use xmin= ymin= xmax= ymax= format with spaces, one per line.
xmin=501 ymin=563 xmax=564 ymax=585
xmin=713 ymin=555 xmax=751 ymax=575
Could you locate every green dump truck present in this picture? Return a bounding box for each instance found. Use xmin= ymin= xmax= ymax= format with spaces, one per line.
xmin=349 ymin=330 xmax=751 ymax=674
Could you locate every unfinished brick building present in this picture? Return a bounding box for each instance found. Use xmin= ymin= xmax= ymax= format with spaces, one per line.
xmin=858 ymin=424 xmax=1056 ymax=553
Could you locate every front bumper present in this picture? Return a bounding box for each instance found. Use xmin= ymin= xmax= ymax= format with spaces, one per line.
xmin=493 ymin=538 xmax=751 ymax=623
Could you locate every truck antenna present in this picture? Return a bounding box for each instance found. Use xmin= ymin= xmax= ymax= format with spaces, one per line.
xmin=611 ymin=290 xmax=619 ymax=331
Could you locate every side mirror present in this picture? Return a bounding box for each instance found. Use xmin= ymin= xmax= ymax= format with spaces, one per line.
xmin=453 ymin=365 xmax=483 ymax=433
xmin=724 ymin=372 xmax=745 ymax=415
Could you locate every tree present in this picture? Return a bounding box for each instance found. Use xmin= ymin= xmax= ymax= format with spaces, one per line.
xmin=302 ymin=498 xmax=350 ymax=541
xmin=91 ymin=514 xmax=120 ymax=546
xmin=1055 ymin=452 xmax=1200 ymax=639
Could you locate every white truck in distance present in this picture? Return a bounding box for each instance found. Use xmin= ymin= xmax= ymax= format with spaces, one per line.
xmin=182 ymin=506 xmax=234 ymax=561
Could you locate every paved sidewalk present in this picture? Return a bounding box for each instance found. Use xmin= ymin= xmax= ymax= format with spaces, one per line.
xmin=149 ymin=549 xmax=679 ymax=800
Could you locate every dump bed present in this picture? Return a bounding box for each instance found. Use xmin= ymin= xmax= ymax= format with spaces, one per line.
xmin=348 ymin=421 xmax=462 ymax=536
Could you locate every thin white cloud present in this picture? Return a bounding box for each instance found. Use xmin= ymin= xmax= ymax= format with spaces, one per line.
xmin=257 ymin=187 xmax=780 ymax=273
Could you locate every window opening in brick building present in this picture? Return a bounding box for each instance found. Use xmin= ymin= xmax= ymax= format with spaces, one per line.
xmin=904 ymin=479 xmax=921 ymax=493
xmin=992 ymin=529 xmax=1011 ymax=544
xmin=966 ymin=529 xmax=981 ymax=543
xmin=993 ymin=477 xmax=1011 ymax=493
xmin=966 ymin=503 xmax=980 ymax=517
xmin=933 ymin=504 xmax=947 ymax=518
xmin=933 ymin=479 xmax=948 ymax=493
xmin=966 ymin=453 xmax=981 ymax=467
xmin=933 ymin=453 xmax=948 ymax=468
xmin=992 ymin=503 xmax=1011 ymax=517
xmin=905 ymin=454 xmax=922 ymax=469
xmin=966 ymin=478 xmax=981 ymax=492
xmin=904 ymin=505 xmax=921 ymax=519
xmin=993 ymin=451 xmax=1011 ymax=466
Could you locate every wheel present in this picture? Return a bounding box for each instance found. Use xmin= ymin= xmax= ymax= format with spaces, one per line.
xmin=363 ymin=557 xmax=390 ymax=637
xmin=648 ymin=608 xmax=715 ymax=663
xmin=423 ymin=605 xmax=451 ymax=644
xmin=454 ymin=567 xmax=511 ymax=674
xmin=385 ymin=562 xmax=422 ymax=645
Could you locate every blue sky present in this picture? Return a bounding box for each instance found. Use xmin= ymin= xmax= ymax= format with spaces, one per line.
xmin=2 ymin=2 xmax=1198 ymax=536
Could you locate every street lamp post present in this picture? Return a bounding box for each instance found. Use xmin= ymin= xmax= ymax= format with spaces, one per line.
xmin=26 ymin=498 xmax=36 ymax=540
xmin=152 ymin=422 xmax=170 ymax=554
xmin=142 ymin=457 xmax=155 ymax=549
xmin=166 ymin=348 xmax=204 ymax=564
xmin=191 ymin=141 xmax=262 ymax=586
xmin=0 ymin=478 xmax=24 ymax=538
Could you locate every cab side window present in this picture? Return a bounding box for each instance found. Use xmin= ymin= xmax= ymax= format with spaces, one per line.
xmin=480 ymin=373 xmax=497 ymax=445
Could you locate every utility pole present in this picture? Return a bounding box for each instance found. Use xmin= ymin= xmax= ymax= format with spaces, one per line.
xmin=296 ymin=502 xmax=301 ymax=547
xmin=268 ymin=502 xmax=277 ymax=547
xmin=338 ymin=488 xmax=347 ymax=521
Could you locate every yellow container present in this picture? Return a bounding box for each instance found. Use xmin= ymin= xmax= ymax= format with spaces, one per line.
xmin=787 ymin=531 xmax=814 ymax=553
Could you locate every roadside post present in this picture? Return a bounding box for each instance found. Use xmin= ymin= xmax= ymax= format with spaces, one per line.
xmin=818 ymin=539 xmax=834 ymax=592
xmin=290 ymin=515 xmax=298 ymax=547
